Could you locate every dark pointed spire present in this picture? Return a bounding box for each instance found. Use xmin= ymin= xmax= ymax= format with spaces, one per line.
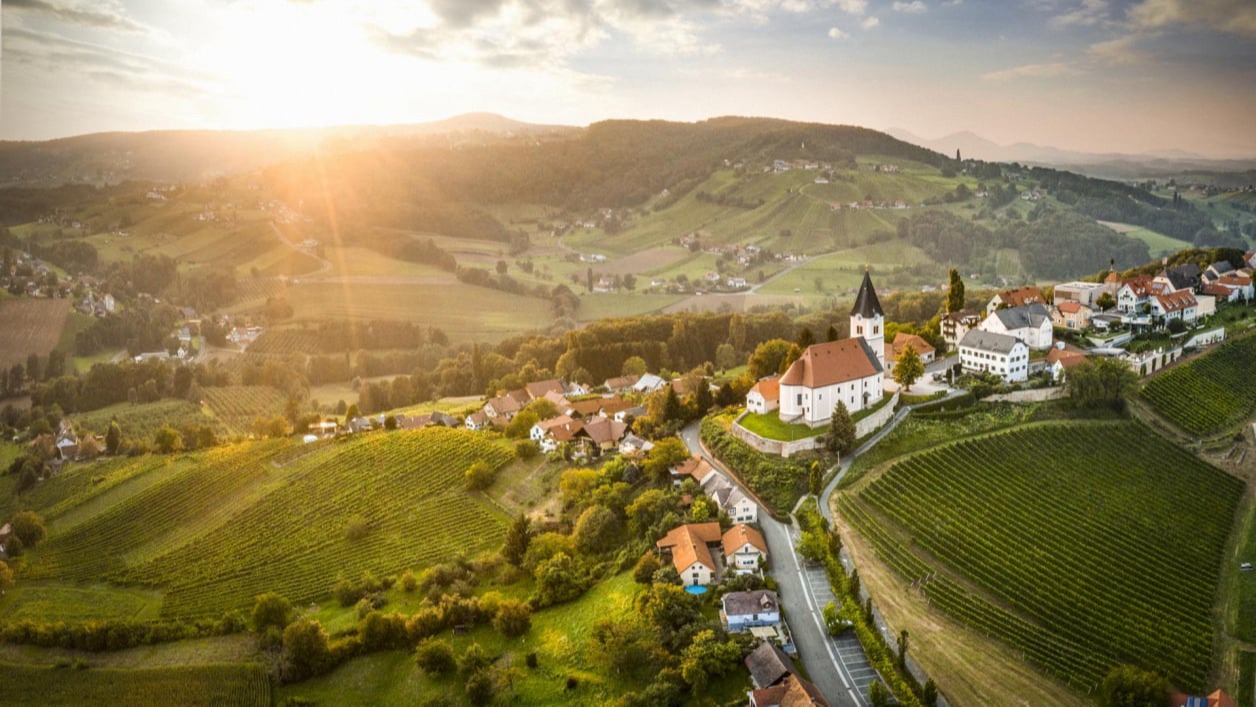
xmin=850 ymin=269 xmax=883 ymax=318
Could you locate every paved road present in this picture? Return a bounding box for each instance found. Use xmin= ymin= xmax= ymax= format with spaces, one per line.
xmin=680 ymin=423 xmax=871 ymax=707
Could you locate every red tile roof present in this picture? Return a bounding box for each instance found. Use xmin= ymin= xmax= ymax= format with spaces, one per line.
xmin=656 ymin=523 xmax=722 ymax=574
xmin=994 ymin=286 xmax=1044 ymax=308
xmin=780 ymin=339 xmax=881 ymax=389
xmin=722 ymin=523 xmax=768 ymax=557
xmin=750 ymin=377 xmax=781 ymax=401
xmin=885 ymin=333 xmax=934 ymax=362
xmin=1156 ymin=290 xmax=1197 ymax=313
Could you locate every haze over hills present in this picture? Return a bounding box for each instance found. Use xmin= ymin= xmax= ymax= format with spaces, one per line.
xmin=0 ymin=113 xmax=576 ymax=187
xmin=886 ymin=127 xmax=1256 ymax=180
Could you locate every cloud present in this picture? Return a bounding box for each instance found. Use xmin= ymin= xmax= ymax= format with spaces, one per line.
xmin=1127 ymin=0 xmax=1256 ymax=36
xmin=941 ymin=0 xmax=962 ymax=6
xmin=832 ymin=0 xmax=867 ymax=16
xmin=827 ymin=26 xmax=848 ymax=38
xmin=3 ymin=0 xmax=149 ymax=33
xmin=981 ymin=61 xmax=1080 ymax=81
xmin=1087 ymin=34 xmax=1151 ymax=64
xmin=861 ymin=15 xmax=880 ymax=28
xmin=892 ymin=1 xmax=927 ymax=13
xmin=1050 ymin=0 xmax=1113 ymax=27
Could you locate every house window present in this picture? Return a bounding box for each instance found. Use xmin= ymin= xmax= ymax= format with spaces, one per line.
xmin=796 ymin=394 xmax=802 ymax=405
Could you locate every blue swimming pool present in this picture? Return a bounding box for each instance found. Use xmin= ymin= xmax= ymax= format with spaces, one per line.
xmin=684 ymin=585 xmax=708 ymax=595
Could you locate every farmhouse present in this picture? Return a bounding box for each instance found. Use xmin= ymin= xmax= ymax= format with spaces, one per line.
xmin=698 ymin=469 xmax=759 ymax=523
xmin=1202 ymin=260 xmax=1235 ymax=285
xmin=745 ymin=641 xmax=799 ymax=689
xmin=671 ymin=456 xmax=716 ymax=487
xmin=1051 ymin=300 xmax=1092 ymax=330
xmin=959 ymin=330 xmax=1030 ymax=383
xmin=618 ymin=433 xmax=654 ymax=457
xmin=1046 ymin=347 xmax=1088 ymax=382
xmin=603 ymin=374 xmax=640 ymax=392
xmin=722 ymin=590 xmax=780 ymax=632
xmin=530 ymin=415 xmax=577 ymax=452
xmin=656 ymin=522 xmax=722 ymax=586
xmin=884 ymin=332 xmax=935 ymax=365
xmin=722 ymin=523 xmax=768 ymax=573
xmin=778 ymin=271 xmax=885 ymax=427
xmin=749 ymin=674 xmax=829 ymax=707
xmin=980 ymin=302 xmax=1053 ymax=350
xmin=633 ymin=373 xmax=668 ymax=393
xmin=942 ymin=308 xmax=981 ymax=348
xmin=1218 ymin=273 xmax=1253 ymax=300
xmin=1151 ymin=290 xmax=1198 ymax=325
xmin=986 ymin=286 xmax=1045 ymax=314
xmin=746 ymin=377 xmax=781 ymax=414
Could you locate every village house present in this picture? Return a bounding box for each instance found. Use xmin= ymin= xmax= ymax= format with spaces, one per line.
xmin=613 ymin=405 xmax=645 ymax=423
xmin=1117 ymin=275 xmax=1155 ymax=313
xmin=1218 ymin=272 xmax=1253 ymax=300
xmin=959 ymin=330 xmax=1030 ymax=383
xmin=702 ymin=471 xmax=760 ymax=524
xmin=618 ymin=433 xmax=654 ymax=457
xmin=941 ymin=308 xmax=981 ymax=348
xmin=745 ymin=641 xmax=800 ymax=690
xmin=1046 ymin=347 xmax=1088 ymax=382
xmin=574 ymin=417 xmax=629 ymax=456
xmin=530 ymin=415 xmax=577 ymax=452
xmin=746 ymin=377 xmax=781 ymax=414
xmin=1203 ymin=282 xmax=1237 ymax=304
xmin=1051 ymin=300 xmax=1092 ymax=330
xmin=986 ymin=286 xmax=1045 ymax=315
xmin=722 ymin=589 xmax=780 ymax=632
xmin=1150 ymin=290 xmax=1198 ymax=325
xmin=722 ymin=523 xmax=768 ymax=573
xmin=749 ymin=674 xmax=829 ymax=707
xmin=1155 ymin=262 xmax=1203 ymax=293
xmin=980 ymin=302 xmax=1053 ymax=350
xmin=671 ymin=456 xmax=716 ymax=487
xmin=656 ymin=522 xmax=722 ymax=587
xmin=633 ymin=373 xmax=668 ymax=393
xmin=884 ymin=332 xmax=935 ymax=365
xmin=464 ymin=411 xmax=491 ymax=431
xmin=1202 ymin=260 xmax=1235 ymax=286
xmin=778 ymin=271 xmax=885 ymax=427
xmin=1054 ymin=280 xmax=1110 ymax=309
xmin=603 ymin=374 xmax=640 ymax=393
xmin=483 ymin=390 xmax=528 ymax=422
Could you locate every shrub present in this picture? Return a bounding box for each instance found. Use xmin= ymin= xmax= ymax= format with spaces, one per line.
xmin=414 ymin=637 xmax=457 ymax=675
xmin=9 ymin=511 xmax=47 ymax=548
xmin=400 ymin=569 xmax=417 ymax=592
xmin=282 ymin=619 xmax=331 ymax=682
xmin=492 ymin=599 xmax=532 ymax=637
xmin=515 ymin=440 xmax=539 ymax=460
xmin=250 ymin=592 xmax=293 ymax=633
xmin=466 ymin=670 xmax=495 ymax=706
xmin=465 ymin=461 xmax=495 ymax=490
xmin=460 ymin=643 xmax=491 ymax=676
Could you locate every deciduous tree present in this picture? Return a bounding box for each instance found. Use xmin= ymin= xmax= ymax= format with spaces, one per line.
xmin=892 ymin=344 xmax=925 ymax=391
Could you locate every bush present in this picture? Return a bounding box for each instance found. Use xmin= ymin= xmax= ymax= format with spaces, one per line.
xmin=465 ymin=461 xmax=495 ymax=490
xmin=466 ymin=670 xmax=495 ymax=706
xmin=9 ymin=511 xmax=47 ymax=548
xmin=282 ymin=619 xmax=331 ymax=682
xmin=250 ymin=592 xmax=293 ymax=633
xmin=492 ymin=599 xmax=532 ymax=637
xmin=514 ymin=440 xmax=539 ymax=460
xmin=401 ymin=569 xmax=417 ymax=592
xmin=459 ymin=643 xmax=491 ymax=676
xmin=414 ymin=637 xmax=457 ymax=675
xmin=333 ymin=571 xmax=384 ymax=607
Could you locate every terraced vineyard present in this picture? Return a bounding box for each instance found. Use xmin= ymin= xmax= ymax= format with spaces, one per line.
xmin=72 ymin=399 xmax=221 ymax=441
xmin=842 ymin=422 xmax=1243 ymax=692
xmin=0 ymin=662 xmax=270 ymax=705
xmin=1141 ymin=332 xmax=1256 ymax=435
xmin=119 ymin=427 xmax=512 ymax=617
xmin=201 ymin=385 xmax=288 ymax=434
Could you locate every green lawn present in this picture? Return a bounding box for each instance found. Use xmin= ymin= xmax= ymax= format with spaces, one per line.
xmin=0 ymin=582 xmax=163 ymax=623
xmin=738 ymin=411 xmax=825 ymax=441
xmin=1097 ymin=220 xmax=1191 ymax=257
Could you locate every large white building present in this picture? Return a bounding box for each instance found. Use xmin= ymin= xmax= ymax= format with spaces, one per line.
xmin=958 ymin=330 xmax=1030 ymax=383
xmin=777 ymin=271 xmax=885 ymax=428
xmin=979 ymin=303 xmax=1053 ymax=350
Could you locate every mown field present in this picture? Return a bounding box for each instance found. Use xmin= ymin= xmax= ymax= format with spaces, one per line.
xmin=840 ymin=421 xmax=1243 ymax=693
xmin=71 ymin=399 xmax=221 ymax=441
xmin=1097 ymin=220 xmax=1191 ymax=257
xmin=0 ymin=662 xmax=270 ymax=706
xmin=0 ymin=298 xmax=71 ymax=370
xmin=1142 ymin=332 xmax=1256 ymax=436
xmin=19 ymin=428 xmax=513 ymax=618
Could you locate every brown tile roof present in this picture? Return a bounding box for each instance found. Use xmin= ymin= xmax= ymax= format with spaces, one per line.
xmin=603 ymin=374 xmax=640 ymax=390
xmin=995 ymin=286 xmax=1044 ymax=308
xmin=1055 ymin=300 xmax=1084 ymax=314
xmin=1156 ymin=290 xmax=1197 ymax=313
xmin=750 ymin=377 xmax=781 ymax=401
xmin=1219 ymin=273 xmax=1252 ymax=287
xmin=1121 ymin=274 xmax=1155 ymax=297
xmin=534 ymin=415 xmax=575 ymax=433
xmin=1046 ymin=348 xmax=1087 ymax=368
xmin=1203 ymin=283 xmax=1234 ymax=298
xmin=568 ymin=398 xmax=607 ymax=417
xmin=672 ymin=456 xmax=716 ymax=482
xmin=780 ymin=338 xmax=882 ymax=389
xmin=944 ymin=308 xmax=980 ymax=323
xmin=885 ymin=333 xmax=934 ymax=363
xmin=723 ymin=523 xmax=768 ymax=558
xmin=745 ymin=641 xmax=797 ymax=689
xmin=750 ymin=674 xmax=829 ymax=707
xmin=578 ymin=417 xmax=627 ymax=445
xmin=525 ymin=379 xmax=565 ymax=400
xmin=656 ymin=522 xmax=721 ymax=574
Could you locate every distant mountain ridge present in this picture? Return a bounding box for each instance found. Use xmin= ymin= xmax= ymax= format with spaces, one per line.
xmin=0 ymin=113 xmax=577 ymax=187
xmin=886 ymin=127 xmax=1256 ymax=179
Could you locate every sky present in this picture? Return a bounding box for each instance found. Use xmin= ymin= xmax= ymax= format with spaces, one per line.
xmin=1 ymin=0 xmax=1254 ymax=156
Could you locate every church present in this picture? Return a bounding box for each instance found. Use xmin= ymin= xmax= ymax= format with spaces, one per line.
xmin=777 ymin=270 xmax=886 ymax=427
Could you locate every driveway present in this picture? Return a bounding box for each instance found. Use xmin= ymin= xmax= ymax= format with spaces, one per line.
xmin=680 ymin=423 xmax=871 ymax=707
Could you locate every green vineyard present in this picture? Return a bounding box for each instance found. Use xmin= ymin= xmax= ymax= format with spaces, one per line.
xmin=201 ymin=386 xmax=288 ymax=434
xmin=0 ymin=662 xmax=270 ymax=705
xmin=843 ymin=422 xmax=1243 ymax=692
xmin=1142 ymin=332 xmax=1256 ymax=436
xmin=21 ymin=427 xmax=512 ymax=618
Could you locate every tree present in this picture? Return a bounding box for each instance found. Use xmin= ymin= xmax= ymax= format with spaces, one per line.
xmin=153 ymin=424 xmax=183 ymax=454
xmin=0 ymin=560 xmax=11 ymax=594
xmin=622 ymin=356 xmax=648 ymax=377
xmin=946 ymin=268 xmax=965 ymax=314
xmin=778 ymin=343 xmax=803 ymax=375
xmin=501 ymin=514 xmax=532 ymax=566
xmin=1167 ymin=317 xmax=1186 ymax=334
xmin=105 ymin=420 xmax=122 ymax=455
xmin=466 ymin=669 xmax=495 ymax=706
xmin=796 ymin=530 xmax=828 ymax=563
xmin=383 ymin=415 xmax=397 ymax=430
xmin=465 ymin=461 xmax=496 ymax=491
xmin=25 ymin=354 xmax=41 ymax=383
xmin=827 ymin=401 xmax=856 ymax=456
xmin=10 ymin=511 xmax=46 ymax=547
xmin=892 ymin=345 xmax=925 ymax=391
xmin=251 ymin=592 xmax=294 ymax=632
xmin=496 ymin=259 xmax=508 ymax=275
xmin=633 ymin=553 xmax=662 ymax=584
xmin=692 ymin=378 xmax=713 ymax=414
xmin=679 ymin=629 xmax=740 ymax=692
xmin=282 ymin=619 xmax=331 ymax=681
xmin=869 ymin=678 xmax=890 ymax=707
xmin=493 ymin=599 xmax=532 ymax=637
xmin=826 ymin=324 xmax=840 ymax=342
xmin=414 ymin=637 xmax=457 ymax=675
xmin=714 ymin=343 xmax=738 ymax=371
xmin=747 ymin=339 xmax=792 ymax=380
xmin=796 ymin=327 xmax=816 ymax=349
xmin=1066 ymin=358 xmax=1137 ymax=410
xmin=505 ymin=410 xmax=539 ymax=439
xmin=574 ymin=504 xmax=622 ymax=554
xmin=345 ymin=403 xmax=359 ymax=422
xmin=808 ymin=461 xmax=823 ymax=498
xmin=642 ymin=437 xmax=690 ymax=483
xmin=1097 ymin=665 xmax=1170 ymax=707
xmin=636 ymin=583 xmax=702 ymax=653
xmin=534 ymin=552 xmax=584 ymax=606
xmin=1095 ymin=291 xmax=1115 ymax=311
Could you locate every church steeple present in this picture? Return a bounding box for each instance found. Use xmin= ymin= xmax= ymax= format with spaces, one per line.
xmin=850 ymin=268 xmax=885 ymax=370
